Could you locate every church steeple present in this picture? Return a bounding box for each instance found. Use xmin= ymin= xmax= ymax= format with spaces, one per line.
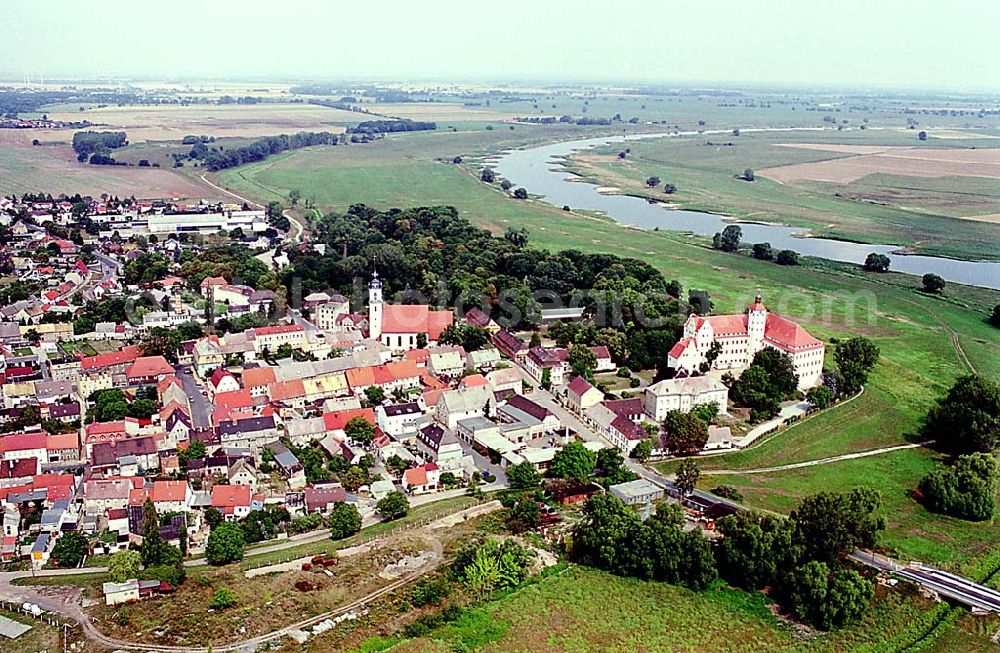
xmin=368 ymin=268 xmax=383 ymax=340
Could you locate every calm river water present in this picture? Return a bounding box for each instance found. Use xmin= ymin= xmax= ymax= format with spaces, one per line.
xmin=492 ymin=132 xmax=1000 ymax=290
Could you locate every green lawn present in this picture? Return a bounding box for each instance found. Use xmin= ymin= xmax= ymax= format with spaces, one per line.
xmin=562 ymin=129 xmax=1000 ymax=261
xmin=379 ymin=566 xmax=956 ymax=653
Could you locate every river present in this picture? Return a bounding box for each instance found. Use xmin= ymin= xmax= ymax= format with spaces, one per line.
xmin=491 ymin=132 xmax=1000 ymax=290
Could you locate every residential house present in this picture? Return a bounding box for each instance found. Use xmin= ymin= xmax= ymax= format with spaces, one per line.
xmin=565 ymin=376 xmax=604 ymax=414
xmin=375 ymin=402 xmax=423 ymax=439
xmin=643 ymin=376 xmax=730 ymax=422
xmin=402 ymin=463 xmax=440 ymax=495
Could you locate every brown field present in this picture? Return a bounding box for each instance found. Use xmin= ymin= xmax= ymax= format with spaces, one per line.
xmin=761 ymin=146 xmax=1000 ymax=183
xmin=38 ymin=103 xmax=355 ymax=142
xmin=0 ymin=142 xmax=214 ymax=199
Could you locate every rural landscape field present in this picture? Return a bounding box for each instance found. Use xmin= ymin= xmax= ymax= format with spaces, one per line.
xmin=1 ymin=1 xmax=998 ymax=652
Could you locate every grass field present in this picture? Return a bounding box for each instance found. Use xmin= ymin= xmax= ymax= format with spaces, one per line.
xmin=562 ymin=128 xmax=1000 ymax=260
xmin=378 ymin=566 xmax=964 ymax=653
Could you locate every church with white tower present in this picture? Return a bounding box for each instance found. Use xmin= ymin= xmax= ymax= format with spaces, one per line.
xmin=368 ymin=270 xmax=454 ymax=352
xmin=667 ymin=295 xmax=825 ymax=390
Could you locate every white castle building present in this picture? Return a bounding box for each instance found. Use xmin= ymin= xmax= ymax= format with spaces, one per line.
xmin=667 ymin=295 xmax=824 ymax=390
xmin=368 ymin=271 xmax=453 ymax=352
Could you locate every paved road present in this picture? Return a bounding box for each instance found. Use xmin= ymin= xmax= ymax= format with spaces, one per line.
xmin=851 ymin=550 xmax=1000 ymax=613
xmin=175 ymin=365 xmax=212 ymax=429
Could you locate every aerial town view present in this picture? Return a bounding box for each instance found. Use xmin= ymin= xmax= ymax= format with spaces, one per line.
xmin=0 ymin=1 xmax=999 ymax=651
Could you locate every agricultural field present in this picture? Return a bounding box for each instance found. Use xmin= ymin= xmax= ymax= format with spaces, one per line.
xmin=0 ymin=138 xmax=212 ymax=199
xmin=562 ymin=128 xmax=1000 ymax=260
xmin=38 ymin=102 xmax=358 ymax=142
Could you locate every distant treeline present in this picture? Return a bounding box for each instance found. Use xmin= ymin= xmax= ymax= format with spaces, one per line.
xmin=347 ymin=120 xmax=436 ymax=135
xmin=199 ymin=131 xmax=340 ymax=171
xmin=515 ymin=115 xmax=612 ymax=126
xmin=308 ymin=98 xmax=360 ymax=112
xmin=72 ymin=131 xmax=127 ymax=162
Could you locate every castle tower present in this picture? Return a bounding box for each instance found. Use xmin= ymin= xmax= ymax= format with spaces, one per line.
xmin=747 ymin=293 xmax=767 ymax=355
xmin=368 ymin=269 xmax=383 ymax=341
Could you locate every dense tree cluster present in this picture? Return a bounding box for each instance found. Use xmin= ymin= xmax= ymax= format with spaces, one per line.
xmin=573 ymin=495 xmax=717 ymax=590
xmin=918 ymin=453 xmax=997 ymax=521
xmin=200 ymin=132 xmax=339 ymax=171
xmin=72 ymin=131 xmax=127 ymax=160
xmin=179 ymin=243 xmax=276 ymax=291
xmin=729 ymin=348 xmax=799 ymax=421
xmin=347 ymin=120 xmax=436 ymax=135
xmin=715 ymin=488 xmax=883 ymax=630
xmin=284 ymin=205 xmax=689 ymax=367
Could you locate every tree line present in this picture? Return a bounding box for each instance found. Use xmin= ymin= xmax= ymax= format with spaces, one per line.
xmin=573 ymin=486 xmax=884 ymax=630
xmin=200 ymin=131 xmax=340 ymax=171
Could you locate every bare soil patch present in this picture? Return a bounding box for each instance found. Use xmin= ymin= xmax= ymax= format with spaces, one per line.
xmin=760 ymin=147 xmax=1000 ymax=183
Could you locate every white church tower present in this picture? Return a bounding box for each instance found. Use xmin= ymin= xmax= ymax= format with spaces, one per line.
xmin=747 ymin=293 xmax=767 ymax=356
xmin=368 ymin=269 xmax=383 ymax=341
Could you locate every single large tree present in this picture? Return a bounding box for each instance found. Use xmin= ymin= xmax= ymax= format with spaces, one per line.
xmin=922 ymin=273 xmax=946 ymax=294
xmin=862 ymin=253 xmax=891 ymax=273
xmin=661 ymin=410 xmax=709 ymax=455
xmin=507 ymin=461 xmax=543 ymax=489
xmin=329 ymin=502 xmax=362 ymax=540
xmin=923 ymin=374 xmax=1000 ymax=454
xmin=140 ymin=498 xmax=167 ymax=567
xmin=834 ymin=337 xmax=880 ymax=395
xmin=107 ymin=549 xmax=142 ymax=582
xmin=377 ymin=491 xmax=410 ymax=521
xmin=713 ymin=225 xmax=742 ymax=252
xmin=206 ymin=522 xmax=245 ymax=565
xmin=549 ymin=440 xmax=597 ymax=482
xmin=674 ymin=458 xmax=701 ymax=495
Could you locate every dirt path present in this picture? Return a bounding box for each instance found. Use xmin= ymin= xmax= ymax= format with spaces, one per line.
xmin=702 ymin=441 xmax=934 ymax=475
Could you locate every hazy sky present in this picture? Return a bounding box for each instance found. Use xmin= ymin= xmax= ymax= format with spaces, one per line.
xmin=1 ymin=0 xmax=997 ymax=91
